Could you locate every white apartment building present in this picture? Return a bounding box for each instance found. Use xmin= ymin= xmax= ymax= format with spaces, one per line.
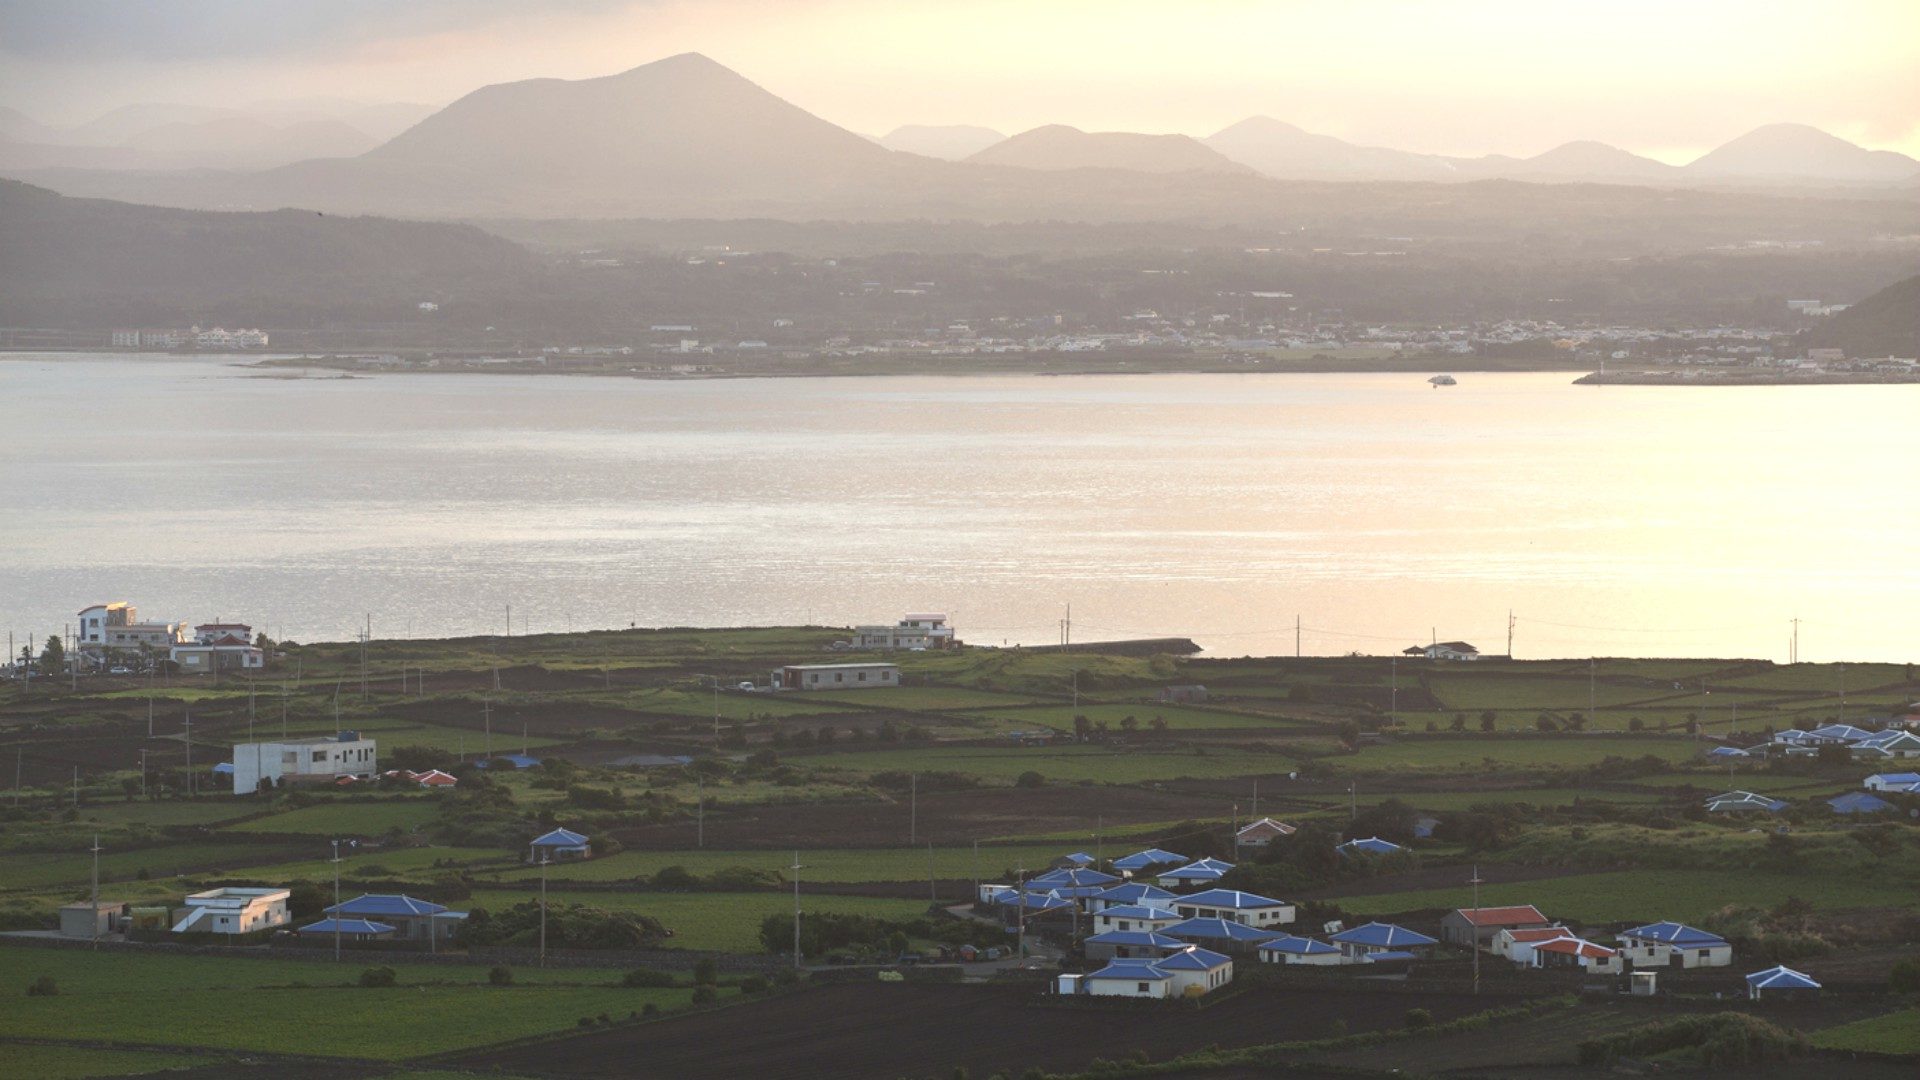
xmin=171 ymin=887 xmax=291 ymax=934
xmin=850 ymin=613 xmax=956 ymax=650
xmin=232 ymin=733 xmax=377 ymax=794
xmin=77 ymin=602 xmax=186 ymax=656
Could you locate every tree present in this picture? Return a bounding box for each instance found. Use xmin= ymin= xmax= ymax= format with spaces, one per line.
xmin=119 ymin=778 xmax=139 ymax=802
xmin=1015 ymin=771 xmax=1045 ymax=789
xmin=1565 ymin=711 xmax=1587 ymax=732
xmin=358 ymin=967 xmax=397 ymax=988
xmin=1148 ymin=715 xmax=1168 ymax=731
xmin=692 ymin=958 xmax=717 ymax=985
xmin=38 ymin=634 xmax=65 ymax=677
xmin=1479 ymin=711 xmax=1497 ymax=732
xmin=1119 ymin=715 xmax=1138 ymax=732
xmin=488 ymin=966 xmax=514 ymax=986
xmin=1072 ymin=715 xmax=1092 ymax=741
xmin=1450 ymin=713 xmax=1467 ymax=732
xmin=1535 ymin=714 xmax=1559 ymax=733
xmin=1628 ymin=716 xmax=1645 ymax=732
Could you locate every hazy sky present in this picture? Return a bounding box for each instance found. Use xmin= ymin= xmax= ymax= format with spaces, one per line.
xmin=3 ymin=0 xmax=1917 ymax=161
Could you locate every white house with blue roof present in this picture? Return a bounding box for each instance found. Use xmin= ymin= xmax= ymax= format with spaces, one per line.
xmin=529 ymin=827 xmax=591 ymax=862
xmin=1155 ymin=857 xmax=1234 ymax=889
xmin=1746 ymin=965 xmax=1821 ymax=1000
xmin=1617 ymin=922 xmax=1731 ymax=968
xmin=1030 ymin=867 xmax=1120 ymax=890
xmin=325 ymin=893 xmax=467 ymax=945
xmin=1112 ymin=848 xmax=1186 ymax=872
xmin=1088 ymin=882 xmax=1175 ymax=912
xmin=1155 ymin=945 xmax=1233 ymax=995
xmin=1257 ymin=934 xmax=1344 ymax=966
xmin=1852 ymin=730 xmax=1920 ymax=759
xmin=1160 ymin=916 xmax=1283 ymax=954
xmin=1170 ymin=888 xmax=1295 ymax=929
xmin=1083 ymin=929 xmax=1185 ymax=960
xmin=1328 ymin=922 xmax=1437 ymax=959
xmin=1093 ymin=904 xmax=1180 ymax=935
xmin=297 ymin=917 xmax=395 ymax=941
xmin=1335 ymin=836 xmax=1405 ymax=857
xmin=1703 ymin=790 xmax=1787 ymax=813
xmin=1828 ymin=791 xmax=1895 ymax=815
xmin=1864 ymin=771 xmax=1920 ymax=793
xmin=1083 ymin=958 xmax=1174 ymax=998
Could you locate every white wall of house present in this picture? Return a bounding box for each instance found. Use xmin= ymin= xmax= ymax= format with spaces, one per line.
xmin=1173 ymin=901 xmax=1295 ymax=927
xmin=1619 ymin=941 xmax=1732 ymax=968
xmin=1262 ymin=949 xmax=1344 ymax=966
xmin=1094 ymin=912 xmax=1178 ymax=934
xmin=1086 ymin=975 xmax=1170 ymax=998
xmin=232 ymin=737 xmax=377 ymax=794
xmin=1165 ymin=963 xmax=1231 ymax=996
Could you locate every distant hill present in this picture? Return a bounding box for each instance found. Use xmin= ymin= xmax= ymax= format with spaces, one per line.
xmin=1807 ymin=274 xmax=1920 ymax=357
xmin=1495 ymin=140 xmax=1678 ymax=182
xmin=1204 ymin=116 xmax=1453 ymax=181
xmin=972 ymin=125 xmax=1251 ymax=174
xmin=0 ymin=178 xmax=532 ymax=326
xmin=1684 ymin=124 xmax=1920 ymax=183
xmin=878 ymin=124 xmax=1005 ymax=160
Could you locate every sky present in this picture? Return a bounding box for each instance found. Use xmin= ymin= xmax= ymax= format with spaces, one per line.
xmin=2 ymin=0 xmax=1917 ymax=162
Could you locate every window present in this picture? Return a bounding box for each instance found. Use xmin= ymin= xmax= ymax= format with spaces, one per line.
xmin=857 ymin=672 xmax=866 ymax=682
xmin=1137 ymin=982 xmax=1149 ymax=993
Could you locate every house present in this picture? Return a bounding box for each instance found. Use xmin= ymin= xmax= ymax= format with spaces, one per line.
xmin=1494 ymin=926 xmax=1575 ymax=962
xmin=996 ymin=891 xmax=1076 ymax=928
xmin=1529 ymin=936 xmax=1623 ymax=975
xmin=1335 ymin=836 xmax=1405 ymax=857
xmin=230 ymin=733 xmax=377 ymax=795
xmin=1806 ymin=723 xmax=1874 ymax=745
xmin=1257 ymin=935 xmax=1344 ymax=966
xmin=1852 ymin=730 xmax=1920 ymax=759
xmin=1029 ymin=867 xmax=1120 ymax=891
xmin=1092 ymin=904 xmax=1181 ymax=935
xmin=324 ymin=894 xmax=466 ymax=945
xmin=1827 ymin=792 xmax=1895 ymax=815
xmin=607 ymin=753 xmax=693 ymax=769
xmin=1706 ymin=746 xmax=1751 ymax=760
xmin=1084 ymin=930 xmax=1184 ymax=960
xmin=1155 ymin=945 xmax=1234 ymax=995
xmin=1404 ymin=641 xmax=1481 ymax=661
xmin=1864 ymin=772 xmax=1920 ymax=793
xmin=1112 ymin=848 xmax=1186 ymax=872
xmin=404 ymin=769 xmax=458 ymax=788
xmin=297 ymin=918 xmax=395 ymax=942
xmin=1234 ymin=818 xmax=1296 ymax=848
xmin=771 ymin=663 xmax=900 ymax=690
xmin=170 ymin=887 xmax=290 ymax=935
xmin=1412 ymin=816 xmax=1440 ymax=839
xmin=1156 ymin=858 xmax=1235 ymax=889
xmin=1160 ymin=917 xmax=1284 ymax=954
xmin=1158 ymin=685 xmax=1208 ymax=704
xmin=1617 ymin=922 xmax=1732 ymax=968
xmin=1083 ymin=958 xmax=1174 ymax=999
xmin=476 ymin=753 xmax=544 ymax=770
xmin=58 ymin=900 xmax=128 ymax=938
xmin=529 ymin=827 xmax=592 ymax=862
xmin=1060 ymin=852 xmax=1097 ymax=867
xmin=1440 ymin=905 xmax=1551 ymax=948
xmin=1704 ymin=790 xmax=1787 ymax=814
xmin=1171 ymin=888 xmax=1295 ymax=929
xmin=77 ymin=603 xmax=187 ymax=657
xmin=850 ymin=614 xmax=955 ymax=651
xmin=1329 ymin=922 xmax=1437 ymax=959
xmin=1088 ymin=883 xmax=1175 ymax=912
xmin=1746 ymin=965 xmax=1821 ymax=1000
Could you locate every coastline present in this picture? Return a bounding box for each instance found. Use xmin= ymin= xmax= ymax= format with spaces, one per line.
xmin=1575 ymin=369 xmax=1920 ymax=386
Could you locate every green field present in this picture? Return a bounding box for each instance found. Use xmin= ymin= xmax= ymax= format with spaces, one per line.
xmin=796 ymin=686 xmax=1051 ymax=710
xmin=70 ymin=800 xmax=263 ymax=827
xmin=467 ymin=889 xmax=935 ymax=953
xmin=0 ymin=950 xmax=710 ymax=1060
xmin=224 ymin=845 xmax=517 ymax=885
xmin=479 ymin=843 xmax=1081 ymax=886
xmin=0 ymin=1044 xmax=211 ymax=1079
xmin=1328 ymin=868 xmax=1918 ymax=924
xmin=226 ymin=799 xmax=444 ymax=836
xmin=978 ymin=702 xmax=1300 ymax=732
xmin=792 ymin=744 xmax=1297 ymax=784
xmin=1810 ymin=1006 xmax=1920 ymax=1055
xmin=273 ymin=718 xmax=564 ymax=755
xmin=0 ymin=841 xmax=301 ymax=892
xmin=1327 ymin=735 xmax=1707 ymax=772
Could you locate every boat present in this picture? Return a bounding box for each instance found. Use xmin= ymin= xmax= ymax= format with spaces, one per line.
xmin=1428 ymin=375 xmax=1457 ymax=387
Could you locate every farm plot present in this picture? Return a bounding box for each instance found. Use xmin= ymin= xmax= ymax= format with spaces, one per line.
xmin=1327 ymin=868 xmax=1917 ymax=924
xmin=479 ymin=843 xmax=1076 ymax=886
xmin=457 ymin=981 xmax=1524 ymax=1080
xmin=71 ymin=800 xmax=263 ymax=827
xmin=1716 ymin=663 xmax=1912 ymax=694
xmin=1811 ymin=1006 xmax=1920 ymax=1055
xmin=273 ymin=717 xmax=565 ymax=754
xmin=224 ymin=799 xmax=443 ymax=836
xmin=1327 ymin=735 xmax=1705 ymax=772
xmin=979 ymin=703 xmax=1304 ymax=732
xmin=464 ymin=889 xmax=933 ymax=953
xmin=0 ymin=1044 xmax=213 ymax=1080
xmin=1426 ymin=675 xmax=1676 ymax=712
xmin=0 ymin=841 xmax=301 ymax=891
xmin=228 ymin=845 xmax=516 ymax=885
xmin=797 ymin=686 xmax=1052 ymax=710
xmin=791 ymin=744 xmax=1298 ymax=784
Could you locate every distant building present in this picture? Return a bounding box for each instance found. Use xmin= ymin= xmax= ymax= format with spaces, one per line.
xmin=231 ymin=733 xmax=377 ymax=794
xmin=1403 ymin=641 xmax=1481 ymax=661
xmin=1703 ymin=790 xmax=1787 ymax=813
xmin=59 ymin=900 xmax=129 ymax=939
xmin=320 ymin=893 xmax=467 ymax=945
xmin=530 ymin=827 xmax=592 ymax=862
xmin=772 ymin=663 xmax=900 ymax=690
xmin=77 ymin=602 xmax=187 ymax=657
xmin=1234 ymin=818 xmax=1296 ymax=849
xmin=1440 ymin=905 xmax=1551 ymax=948
xmin=171 ymin=887 xmax=290 ymax=935
xmin=850 ymin=614 xmax=955 ymax=650
xmin=1617 ymin=922 xmax=1731 ymax=968
xmin=1158 ymin=685 xmax=1207 ymax=704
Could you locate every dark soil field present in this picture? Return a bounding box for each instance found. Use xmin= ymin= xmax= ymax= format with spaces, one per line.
xmin=458 ymin=981 xmax=1524 ymax=1079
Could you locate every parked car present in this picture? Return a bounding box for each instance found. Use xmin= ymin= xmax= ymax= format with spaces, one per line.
xmin=736 ymin=681 xmax=757 ymax=691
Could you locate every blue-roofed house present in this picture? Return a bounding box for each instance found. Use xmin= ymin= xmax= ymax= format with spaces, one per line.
xmin=1092 ymin=904 xmax=1181 ymax=935
xmin=1257 ymin=935 xmax=1344 ymax=966
xmin=1112 ymin=848 xmax=1186 ymax=872
xmin=1807 ymin=723 xmax=1874 ymax=745
xmin=1083 ymin=929 xmax=1184 ymax=961
xmin=1029 ymin=867 xmax=1120 ymax=889
xmin=325 ymin=893 xmax=466 ymax=945
xmin=1061 ymin=852 xmax=1097 ymax=867
xmin=1851 ymin=730 xmax=1920 ymax=759
xmin=1084 ymin=958 xmax=1174 ymax=998
xmin=297 ymin=917 xmax=395 ymax=941
xmin=1704 ymin=790 xmax=1787 ymax=814
xmin=1335 ymin=837 xmax=1405 ymax=857
xmin=1827 ymin=791 xmax=1895 ymax=815
xmin=1746 ymin=965 xmax=1821 ymax=1000
xmin=996 ymin=890 xmax=1076 ymax=929
xmin=477 ymin=753 xmax=543 ymax=770
xmin=1155 ymin=945 xmax=1234 ymax=995
xmin=1170 ymin=888 xmax=1295 ymax=929
xmin=1160 ymin=917 xmax=1283 ymax=955
xmin=1088 ymin=882 xmax=1175 ymax=912
xmin=529 ymin=827 xmax=591 ymax=862
xmin=1706 ymin=746 xmax=1750 ymax=760
xmin=1864 ymin=772 xmax=1920 ymax=792
xmin=1155 ymin=857 xmax=1234 ymax=889
xmin=1617 ymin=922 xmax=1732 ymax=968
xmin=1328 ymin=922 xmax=1438 ymax=959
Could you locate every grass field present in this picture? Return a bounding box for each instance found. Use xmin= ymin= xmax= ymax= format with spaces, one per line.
xmin=978 ymin=703 xmax=1301 ymax=732
xmin=1715 ymin=664 xmax=1911 ymax=693
xmin=0 ymin=946 xmax=722 ymax=1060
xmin=478 ymin=843 xmax=1081 ymax=886
xmin=796 ymin=687 xmax=1051 ymax=710
xmin=0 ymin=1044 xmax=211 ymax=1079
xmin=466 ymin=890 xmax=935 ymax=953
xmin=1425 ymin=675 xmax=1686 ymax=712
xmin=1809 ymin=1006 xmax=1920 ymax=1055
xmin=0 ymin=841 xmax=301 ymax=892
xmin=71 ymin=800 xmax=263 ymax=827
xmin=225 ymin=845 xmax=517 ymax=885
xmin=1327 ymin=868 xmax=1917 ymax=924
xmin=792 ymin=744 xmax=1297 ymax=784
xmin=1326 ymin=735 xmax=1707 ymax=772
xmin=226 ymin=799 xmax=444 ymax=836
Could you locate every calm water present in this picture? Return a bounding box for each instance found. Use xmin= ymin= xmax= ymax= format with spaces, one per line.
xmin=2 ymin=354 xmax=1916 ymax=661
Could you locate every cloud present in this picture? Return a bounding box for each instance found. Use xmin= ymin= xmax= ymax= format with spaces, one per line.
xmin=0 ymin=0 xmax=643 ymax=60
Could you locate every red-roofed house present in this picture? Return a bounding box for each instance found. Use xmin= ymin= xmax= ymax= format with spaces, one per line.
xmin=1529 ymin=936 xmax=1623 ymax=975
xmin=1440 ymin=905 xmax=1551 ymax=948
xmin=1493 ymin=925 xmax=1574 ymax=962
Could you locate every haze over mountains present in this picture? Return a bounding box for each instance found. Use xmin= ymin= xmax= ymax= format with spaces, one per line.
xmin=4 ymin=53 xmax=1915 ymax=223
xmin=0 ymin=99 xmax=436 ymax=172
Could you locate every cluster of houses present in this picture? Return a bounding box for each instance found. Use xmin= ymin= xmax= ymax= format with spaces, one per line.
xmin=991 ymin=842 xmax=1820 ymax=1003
xmin=1700 ymin=769 xmax=1920 ymax=818
xmin=1709 ymin=722 xmax=1920 ymax=763
xmin=76 ymin=602 xmax=264 ymax=673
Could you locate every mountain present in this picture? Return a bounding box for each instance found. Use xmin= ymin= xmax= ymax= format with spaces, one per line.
xmin=0 ymin=105 xmax=59 ymax=144
xmin=878 ymin=124 xmax=1005 ymax=160
xmin=1499 ymin=140 xmax=1678 ymax=181
xmin=968 ymin=125 xmax=1249 ymax=174
xmin=64 ymin=103 xmax=242 ymax=146
xmin=1806 ymin=273 xmax=1920 ymax=357
xmin=1204 ymin=116 xmax=1454 ymax=181
xmin=1685 ymin=124 xmax=1920 ymax=183
xmin=120 ymin=116 xmax=377 ymax=169
xmin=0 ymin=178 xmax=532 ymax=326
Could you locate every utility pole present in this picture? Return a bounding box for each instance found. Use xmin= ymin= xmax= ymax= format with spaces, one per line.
xmin=1790 ymin=617 xmax=1799 ymax=664
xmin=1470 ymin=865 xmax=1483 ymax=995
xmin=538 ymin=852 xmax=550 ymax=967
xmin=1349 ymin=781 xmax=1357 ymax=820
xmin=972 ymin=839 xmax=980 ymax=900
xmin=927 ymin=841 xmax=936 ymax=904
xmin=72 ymin=766 xmax=78 ymax=807
xmin=1295 ymin=615 xmax=1301 ymax=658
xmin=696 ymin=776 xmax=704 ymax=848
xmin=90 ymin=834 xmax=102 ymax=949
xmin=361 ymin=613 xmax=369 ymax=702
xmin=1390 ymin=657 xmax=1397 ymax=719
xmin=139 ymin=750 xmax=147 ymax=798
xmin=790 ymin=851 xmax=804 ymax=970
xmin=483 ymin=696 xmax=493 ymax=758
xmin=331 ymin=839 xmax=342 ymax=962
xmin=184 ymin=706 xmax=193 ymax=797
xmin=1251 ymin=781 xmax=1258 ymax=820
xmin=909 ymin=773 xmax=917 ymax=844
xmin=1507 ymin=610 xmax=1515 ymax=660
xmin=1015 ymin=866 xmax=1027 ymax=962
xmin=1589 ymin=658 xmax=1596 ymax=725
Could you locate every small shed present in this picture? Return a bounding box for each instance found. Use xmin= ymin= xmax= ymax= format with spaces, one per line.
xmin=529 ymin=827 xmax=592 ymax=862
xmin=1746 ymin=965 xmax=1821 ymax=1001
xmin=58 ymin=901 xmax=126 ymax=939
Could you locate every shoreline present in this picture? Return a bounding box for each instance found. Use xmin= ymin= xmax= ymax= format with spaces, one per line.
xmin=1575 ymin=370 xmax=1920 ymax=386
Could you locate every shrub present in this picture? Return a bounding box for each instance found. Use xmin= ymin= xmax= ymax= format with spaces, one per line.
xmin=488 ymin=965 xmax=513 ymax=986
xmin=641 ymin=1001 xmax=660 ymax=1016
xmin=693 ymin=958 xmax=718 ymax=985
xmin=1888 ymin=957 xmax=1920 ymax=993
xmin=622 ymin=967 xmax=676 ymax=988
xmin=358 ymin=967 xmax=397 ymax=988
xmin=1405 ymin=1007 xmax=1433 ymax=1030
xmin=691 ymin=984 xmax=717 ymax=1004
xmin=1015 ymin=771 xmax=1045 ymax=789
xmin=25 ymin=975 xmax=57 ymax=997
xmin=739 ymin=975 xmax=770 ymax=994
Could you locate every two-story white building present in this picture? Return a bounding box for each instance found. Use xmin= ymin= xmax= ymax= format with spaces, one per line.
xmin=171 ymin=887 xmax=291 ymax=935
xmin=850 ymin=614 xmax=956 ymax=650
xmin=231 ymin=733 xmax=377 ymax=794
